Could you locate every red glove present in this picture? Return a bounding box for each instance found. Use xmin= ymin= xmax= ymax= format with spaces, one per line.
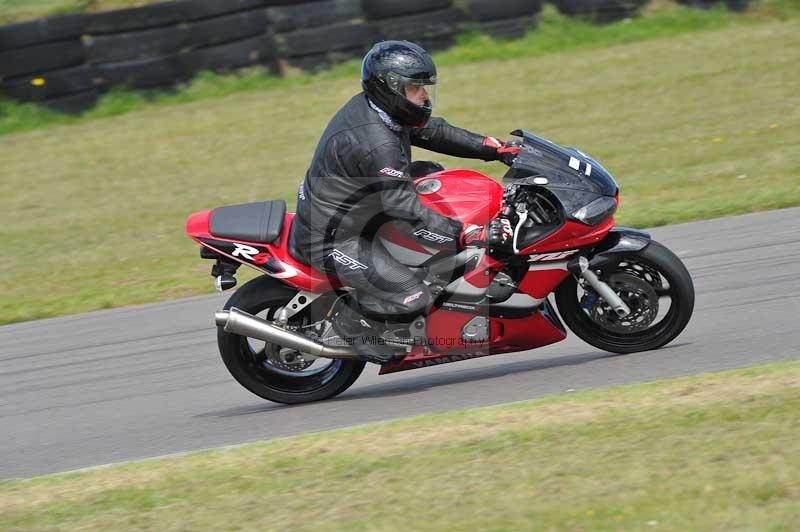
xmin=483 ymin=137 xmax=522 ymax=166
xmin=460 ymin=224 xmax=485 ymax=247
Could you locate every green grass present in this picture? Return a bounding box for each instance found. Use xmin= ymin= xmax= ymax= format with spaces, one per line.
xmin=2 ymin=360 xmax=799 ymax=530
xmin=0 ymin=67 xmax=327 ymax=137
xmin=1 ymin=1 xmax=798 ymax=137
xmin=1 ymin=12 xmax=799 ymax=324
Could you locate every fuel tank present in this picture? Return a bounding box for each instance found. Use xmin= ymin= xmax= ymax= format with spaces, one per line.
xmin=414 ymin=169 xmax=503 ymax=226
xmin=378 ymin=169 xmax=503 ymax=267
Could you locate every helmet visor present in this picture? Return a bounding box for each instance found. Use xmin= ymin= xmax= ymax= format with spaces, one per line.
xmin=384 ymin=71 xmax=438 ymax=112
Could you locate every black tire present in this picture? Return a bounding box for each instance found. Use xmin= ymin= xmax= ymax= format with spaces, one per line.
xmin=413 ymin=35 xmax=456 ymax=52
xmin=465 ymin=0 xmax=542 ymax=22
xmin=187 ymin=9 xmax=268 ymax=49
xmin=184 ymin=0 xmax=265 ymax=21
xmin=362 ymin=0 xmax=452 ymax=20
xmin=266 ymin=0 xmax=361 ymax=33
xmin=0 ymin=14 xmax=82 ymax=51
xmin=372 ymin=8 xmax=461 ymax=43
xmin=85 ymin=25 xmax=189 ymax=63
xmin=182 ymin=34 xmax=279 ymax=74
xmin=84 ymin=2 xmax=187 ymax=34
xmin=282 ymin=22 xmax=372 ymax=56
xmin=476 ymin=15 xmax=538 ymax=39
xmin=555 ymin=240 xmax=694 ymax=354
xmin=725 ymin=0 xmax=750 ymax=11
xmin=43 ymin=89 xmax=100 ymax=114
xmin=0 ymin=39 xmax=84 ymax=79
xmin=674 ymin=0 xmax=721 ymax=7
xmin=287 ymin=46 xmax=364 ymax=72
xmin=218 ymin=275 xmax=366 ymax=404
xmin=554 ymin=0 xmax=648 ymax=23
xmin=94 ymin=55 xmax=187 ymax=89
xmin=1 ymin=65 xmax=95 ymax=101
xmin=287 ymin=52 xmax=331 ymax=73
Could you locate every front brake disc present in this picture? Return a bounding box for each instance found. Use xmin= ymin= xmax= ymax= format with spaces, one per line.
xmin=616 ymin=260 xmax=665 ymax=291
xmin=588 ymin=273 xmax=659 ymax=333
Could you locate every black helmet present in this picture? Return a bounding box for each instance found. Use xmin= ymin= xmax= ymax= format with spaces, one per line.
xmin=361 ymin=40 xmax=437 ymax=128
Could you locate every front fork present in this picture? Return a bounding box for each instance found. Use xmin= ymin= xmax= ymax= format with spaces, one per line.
xmin=568 ymin=256 xmax=631 ymax=317
xmin=566 ymin=227 xmax=653 ymax=318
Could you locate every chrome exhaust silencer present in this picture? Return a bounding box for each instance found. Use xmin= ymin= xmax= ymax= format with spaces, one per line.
xmin=214 ymin=308 xmax=362 ymax=360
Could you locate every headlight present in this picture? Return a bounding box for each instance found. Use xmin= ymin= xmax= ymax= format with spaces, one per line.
xmin=571 ymin=196 xmax=617 ymax=226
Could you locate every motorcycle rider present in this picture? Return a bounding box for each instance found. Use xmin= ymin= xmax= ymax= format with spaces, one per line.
xmin=293 ymin=40 xmax=520 ymax=364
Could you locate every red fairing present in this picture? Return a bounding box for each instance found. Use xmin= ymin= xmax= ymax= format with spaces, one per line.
xmin=378 ymin=345 xmax=492 ymax=374
xmin=489 ymin=312 xmax=566 ymax=353
xmin=462 ymin=253 xmax=504 ymax=289
xmin=519 ymin=268 xmax=570 ymax=299
xmin=424 ymin=308 xmax=493 ymax=352
xmin=185 ymin=209 xmax=212 ymax=236
xmin=266 ymin=215 xmax=334 ymax=292
xmin=415 ymin=169 xmax=503 ymax=226
xmin=185 ymin=211 xmax=334 ymax=292
xmin=379 ymin=310 xmax=566 ymax=375
xmin=519 ymin=217 xmax=616 ymax=255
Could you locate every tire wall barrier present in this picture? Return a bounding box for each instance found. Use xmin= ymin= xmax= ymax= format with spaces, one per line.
xmin=364 ymin=0 xmax=460 ymax=52
xmin=0 ymin=0 xmax=750 ymax=114
xmin=0 ymin=0 xmax=283 ymax=114
xmin=461 ymin=0 xmax=542 ymax=40
xmin=674 ymin=0 xmax=750 ymax=11
xmin=271 ymin=0 xmax=369 ymax=73
xmin=552 ymin=0 xmax=650 ymax=24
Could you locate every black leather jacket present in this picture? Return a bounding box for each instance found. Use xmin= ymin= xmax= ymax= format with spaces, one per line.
xmin=294 ymin=92 xmax=499 ymax=267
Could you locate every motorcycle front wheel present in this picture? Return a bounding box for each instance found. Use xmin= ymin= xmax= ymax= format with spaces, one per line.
xmin=555 ymin=240 xmax=694 ymax=354
xmin=218 ymin=275 xmax=365 ymax=404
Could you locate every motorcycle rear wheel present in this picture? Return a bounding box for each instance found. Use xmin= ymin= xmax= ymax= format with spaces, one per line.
xmin=555 ymin=240 xmax=694 ymax=354
xmin=218 ymin=275 xmax=365 ymax=404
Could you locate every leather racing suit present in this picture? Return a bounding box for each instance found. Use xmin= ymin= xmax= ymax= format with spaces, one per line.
xmin=293 ymin=92 xmax=501 ymax=322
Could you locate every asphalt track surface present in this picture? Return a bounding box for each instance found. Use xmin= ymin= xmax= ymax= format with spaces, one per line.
xmin=2 ymin=208 xmax=799 ymax=479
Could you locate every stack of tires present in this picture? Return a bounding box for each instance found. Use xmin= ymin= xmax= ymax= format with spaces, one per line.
xmin=85 ymin=0 xmax=278 ymax=96
xmin=181 ymin=0 xmax=280 ymax=77
xmin=269 ymin=0 xmax=369 ymax=73
xmin=675 ymin=0 xmax=751 ymax=12
xmin=84 ymin=2 xmax=191 ymax=95
xmin=462 ymin=0 xmax=542 ymax=40
xmin=0 ymin=15 xmax=93 ymax=114
xmin=553 ymin=0 xmax=650 ymax=24
xmin=364 ymin=0 xmax=462 ymax=52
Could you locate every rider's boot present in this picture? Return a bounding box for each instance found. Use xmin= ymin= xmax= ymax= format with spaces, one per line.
xmin=323 ymin=301 xmax=400 ymax=365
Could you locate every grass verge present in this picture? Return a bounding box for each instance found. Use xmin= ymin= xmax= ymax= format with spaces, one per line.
xmin=1 ymin=13 xmax=798 ymax=324
xmin=1 ymin=1 xmax=798 ymax=137
xmin=2 ymin=360 xmax=799 ymax=530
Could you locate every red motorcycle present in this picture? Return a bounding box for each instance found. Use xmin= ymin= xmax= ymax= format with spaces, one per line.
xmin=186 ymin=130 xmax=694 ymax=404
